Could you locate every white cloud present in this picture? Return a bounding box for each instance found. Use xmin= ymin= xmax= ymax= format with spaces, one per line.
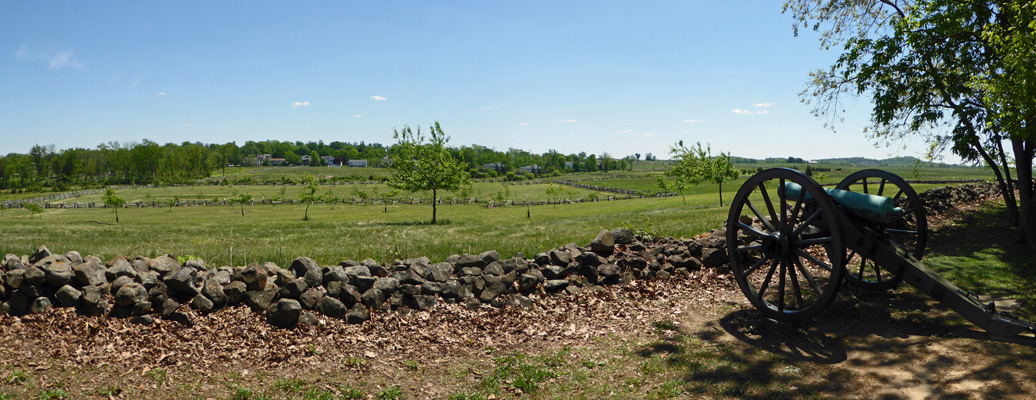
xmin=354 ymin=114 xmax=363 ymax=118
xmin=519 ymin=122 xmax=528 ymax=126
xmin=290 ymin=101 xmax=310 ymax=108
xmin=286 ymin=123 xmax=301 ymax=127
xmin=617 ymin=129 xmax=632 ymax=135
xmin=681 ymin=119 xmax=702 ymax=123
xmin=478 ymin=104 xmax=506 ymax=112
xmin=184 ymin=123 xmax=191 ymax=127
xmin=753 ymin=102 xmax=773 ymax=108
xmin=560 ymin=119 xmax=577 ymax=123
xmin=49 ymin=50 xmax=83 ymax=70
xmin=644 ymin=133 xmax=652 ymax=136
xmin=370 ymin=95 xmax=387 ymax=101
xmin=756 ymin=110 xmax=769 ymax=114
xmin=732 ymin=109 xmax=751 ymax=115
xmin=157 ymin=92 xmax=167 ymax=96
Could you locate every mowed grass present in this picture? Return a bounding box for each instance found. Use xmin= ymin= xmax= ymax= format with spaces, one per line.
xmin=0 ymin=194 xmax=724 ymax=267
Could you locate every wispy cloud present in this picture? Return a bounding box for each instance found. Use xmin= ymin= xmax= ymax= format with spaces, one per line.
xmin=184 ymin=123 xmax=192 ymax=127
xmin=643 ymin=133 xmax=652 ymax=136
xmin=290 ymin=101 xmax=310 ymax=108
xmin=732 ymin=109 xmax=751 ymax=115
xmin=756 ymin=110 xmax=769 ymax=114
xmin=157 ymin=92 xmax=167 ymax=96
xmin=617 ymin=129 xmax=632 ymax=135
xmin=753 ymin=102 xmax=773 ymax=108
xmin=370 ymin=95 xmax=387 ymax=101
xmin=519 ymin=122 xmax=528 ymax=126
xmin=354 ymin=114 xmax=363 ymax=118
xmin=560 ymin=119 xmax=577 ymax=123
xmin=14 ymin=43 xmax=29 ymax=58
xmin=286 ymin=123 xmax=301 ymax=127
xmin=49 ymin=50 xmax=84 ymax=70
xmin=477 ymin=104 xmax=506 ymax=112
xmin=681 ymin=119 xmax=702 ymax=123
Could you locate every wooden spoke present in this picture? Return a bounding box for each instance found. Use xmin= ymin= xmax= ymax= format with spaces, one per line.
xmin=794 ymin=248 xmax=834 ymax=272
xmin=780 ymin=178 xmax=788 ymax=226
xmin=885 ymin=229 xmax=918 ymax=235
xmin=788 ymin=259 xmax=805 ymax=309
xmin=878 ymin=178 xmax=887 ymax=196
xmin=745 ymin=199 xmax=776 ymax=232
xmin=793 ymin=258 xmax=821 ymax=294
xmin=757 ymin=259 xmax=780 ymax=298
xmin=736 ymin=221 xmax=770 ymax=239
xmin=777 ymin=258 xmax=787 ymax=312
xmin=792 ymin=209 xmax=823 ymax=236
xmin=744 ymin=255 xmax=772 ymax=276
xmin=758 ymin=184 xmax=780 ymax=230
xmin=794 ymin=236 xmax=832 ymax=247
xmin=788 ymin=186 xmax=806 ymax=228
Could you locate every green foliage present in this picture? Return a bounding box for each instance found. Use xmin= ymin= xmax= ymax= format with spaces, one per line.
xmin=375 ymin=385 xmax=404 ymax=400
xmin=664 ymin=141 xmax=739 ymax=206
xmin=24 ymin=202 xmax=42 ymax=219
xmin=35 ymin=388 xmax=68 ymax=400
xmin=388 ymin=122 xmax=470 ymax=224
xmin=546 ymin=183 xmax=561 ymax=208
xmin=232 ymin=193 xmax=253 ymax=216
xmin=298 ymin=174 xmax=319 ymax=221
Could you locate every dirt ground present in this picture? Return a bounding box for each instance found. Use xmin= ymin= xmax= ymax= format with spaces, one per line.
xmin=1 ymin=263 xmax=1033 ymax=399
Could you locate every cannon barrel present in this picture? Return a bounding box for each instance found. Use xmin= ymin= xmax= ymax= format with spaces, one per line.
xmin=781 ymin=182 xmax=903 ymax=221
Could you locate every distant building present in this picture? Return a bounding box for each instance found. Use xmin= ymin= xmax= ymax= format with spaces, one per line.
xmin=256 ymin=154 xmax=273 ymax=166
xmin=268 ymin=158 xmax=286 ymax=166
xmin=564 ymin=161 xmax=574 ymax=169
xmin=347 ymin=159 xmax=368 ymax=168
xmin=482 ymin=162 xmax=504 ymax=172
xmin=518 ymin=165 xmax=540 ymax=174
xmin=321 ymin=156 xmax=337 ymax=166
xmin=300 ymin=155 xmax=312 ymax=165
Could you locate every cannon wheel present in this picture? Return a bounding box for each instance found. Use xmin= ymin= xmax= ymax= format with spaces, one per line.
xmin=726 ymin=168 xmax=845 ymax=322
xmin=836 ymin=169 xmax=928 ymax=290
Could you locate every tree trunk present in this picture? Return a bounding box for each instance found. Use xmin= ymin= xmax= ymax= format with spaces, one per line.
xmin=1011 ymin=138 xmax=1036 ymax=250
xmin=718 ymin=182 xmax=724 ymax=207
xmin=115 ymin=207 xmax=119 ymax=224
xmin=431 ymin=187 xmax=437 ymax=224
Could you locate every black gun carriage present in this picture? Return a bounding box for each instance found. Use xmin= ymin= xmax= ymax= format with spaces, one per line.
xmin=725 ymin=168 xmax=1035 ymax=337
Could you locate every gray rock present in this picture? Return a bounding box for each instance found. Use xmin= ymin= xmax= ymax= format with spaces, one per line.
xmin=611 ymin=228 xmax=635 ymax=245
xmin=701 ymin=247 xmax=728 ymax=268
xmin=589 ymin=230 xmax=616 ymax=254
xmin=168 ymin=310 xmax=193 ymax=327
xmin=272 ymin=267 xmax=295 ymax=287
xmin=344 ymin=265 xmax=371 ymax=277
xmin=4 ymin=269 xmax=25 ymax=290
xmin=459 ymin=267 xmax=483 ymax=277
xmin=4 ymin=254 xmax=25 ymax=271
xmin=479 ymin=250 xmax=501 ymax=264
xmin=239 ymin=264 xmax=269 ymax=291
xmin=483 ymin=262 xmax=505 ymax=276
xmin=132 ymin=300 xmax=151 ymax=316
xmin=243 ymin=289 xmax=278 ymax=312
xmin=351 ymin=275 xmax=377 ymax=292
xmin=17 ymin=281 xmax=44 ymax=298
xmin=164 ymin=268 xmax=199 ymax=296
xmin=399 ymin=284 xmax=421 ymax=296
xmin=420 ymin=281 xmax=443 ymax=295
xmin=519 ymin=273 xmax=540 ymax=293
xmin=202 ymin=278 xmax=228 ymax=307
xmin=597 ymin=263 xmax=621 ymax=278
xmin=183 ymin=258 xmax=206 ymax=272
xmin=55 ymin=285 xmax=82 ymax=307
xmin=542 ymin=265 xmax=567 ymax=280
xmin=78 ymin=286 xmax=108 ymax=316
xmin=23 ymin=266 xmax=45 ymax=286
xmin=224 ymin=281 xmax=246 ymax=305
xmin=30 ymin=296 xmax=52 ymax=314
xmin=576 ymin=252 xmax=605 ymax=268
xmin=289 ymin=257 xmax=323 ymax=288
xmin=107 ymin=258 xmax=138 ymax=281
xmin=160 ymin=298 xmax=180 ymax=316
xmin=368 ymin=264 xmax=390 ymax=277
xmin=7 ymin=292 xmax=30 ymax=315
xmin=149 ymin=255 xmax=180 ymax=276
xmin=279 ymin=278 xmax=308 ymax=299
xmin=548 ymin=249 xmax=572 ymax=266
xmin=442 ymin=280 xmax=471 ymax=300
xmin=361 ymin=288 xmax=386 ymax=309
xmin=407 ymin=263 xmax=431 ymax=281
xmin=427 ymin=262 xmax=452 ymax=282
xmin=510 ymin=295 xmax=534 ymax=310
xmin=463 ymin=295 xmax=480 ymax=310
xmin=111 ymin=275 xmax=135 ymax=294
xmin=299 ymin=288 xmax=324 ymax=309
xmin=38 ymin=258 xmax=73 ymax=288
xmin=298 ymin=311 xmax=320 ymax=326
xmin=534 ymin=252 xmax=551 ymax=266
xmin=114 ymin=283 xmax=147 ymax=307
xmin=29 ymin=245 xmax=52 ymax=265
xmin=373 ymin=277 xmax=400 ymax=294
xmin=73 ymin=261 xmax=108 ymax=287
xmin=316 ymin=296 xmax=347 ymax=318
xmin=479 ymin=280 xmax=508 ymax=302
xmin=544 ymin=279 xmax=569 ymax=292
xmin=191 ymin=294 xmax=216 ymax=313
xmin=322 ymin=265 xmax=349 ymax=284
xmin=130 ymin=315 xmax=155 ymax=325
xmin=339 ymin=283 xmax=362 ymax=305
xmin=345 ymin=303 xmax=370 ymax=324
xmin=565 ymin=285 xmax=583 ymax=296
xmin=267 ymin=298 xmax=303 ymax=328
xmin=455 ymin=254 xmax=486 ymax=271
xmin=404 ymin=294 xmax=437 ymax=311
xmin=131 ymin=258 xmax=151 ymax=274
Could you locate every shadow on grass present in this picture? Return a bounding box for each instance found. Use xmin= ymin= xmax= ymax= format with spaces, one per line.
xmin=362 ymin=219 xmax=454 ymax=227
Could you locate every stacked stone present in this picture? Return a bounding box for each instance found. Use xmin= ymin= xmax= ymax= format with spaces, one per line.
xmin=1 ymin=228 xmax=732 ymax=329
xmin=917 ymin=182 xmax=1000 ymax=215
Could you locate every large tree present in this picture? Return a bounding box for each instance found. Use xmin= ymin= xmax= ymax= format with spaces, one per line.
xmin=784 ymin=0 xmax=1036 ymax=249
xmin=388 ymin=122 xmax=470 ymax=224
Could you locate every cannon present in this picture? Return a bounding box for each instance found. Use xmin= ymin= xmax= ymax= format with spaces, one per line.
xmin=725 ymin=168 xmax=1035 ymax=337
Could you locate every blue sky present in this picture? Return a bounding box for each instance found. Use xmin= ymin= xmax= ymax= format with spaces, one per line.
xmin=1 ymin=0 xmax=945 ymax=162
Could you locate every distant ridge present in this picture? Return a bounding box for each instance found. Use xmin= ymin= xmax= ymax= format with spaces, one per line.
xmin=730 ymin=155 xmax=967 ymax=168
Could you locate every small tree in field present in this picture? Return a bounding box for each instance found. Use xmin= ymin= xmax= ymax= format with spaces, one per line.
xmin=546 ymin=183 xmax=561 ymax=208
xmin=664 ymin=141 xmax=739 ymax=207
xmin=232 ymin=193 xmax=252 ymax=217
xmin=657 ymin=175 xmax=692 ymax=205
xmin=102 ymin=188 xmax=126 ymax=223
xmin=24 ymin=202 xmax=42 ymax=219
xmin=388 ymin=122 xmax=470 ymax=224
xmin=298 ymin=174 xmax=319 ymax=221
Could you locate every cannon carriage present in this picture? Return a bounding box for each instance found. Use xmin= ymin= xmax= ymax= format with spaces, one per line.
xmin=725 ymin=168 xmax=1035 ymax=337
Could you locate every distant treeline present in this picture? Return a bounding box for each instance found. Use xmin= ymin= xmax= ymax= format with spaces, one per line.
xmin=0 ymin=139 xmax=645 ymax=193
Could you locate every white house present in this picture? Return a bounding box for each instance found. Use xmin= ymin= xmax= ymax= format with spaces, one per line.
xmin=321 ymin=156 xmax=338 ymax=167
xmin=347 ymin=159 xmax=368 ymax=168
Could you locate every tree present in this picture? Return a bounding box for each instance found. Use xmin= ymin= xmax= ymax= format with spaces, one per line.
xmin=784 ymin=0 xmax=1036 ymax=249
xmin=24 ymin=202 xmax=42 ymax=219
xmin=102 ymin=188 xmax=126 ymax=223
xmin=699 ymin=146 xmax=740 ymax=207
xmin=388 ymin=122 xmax=470 ymax=224
xmin=298 ymin=174 xmax=319 ymax=221
xmin=546 ymin=183 xmax=561 ymax=208
xmin=232 ymin=193 xmax=252 ymax=217
xmin=657 ymin=175 xmax=691 ymax=205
